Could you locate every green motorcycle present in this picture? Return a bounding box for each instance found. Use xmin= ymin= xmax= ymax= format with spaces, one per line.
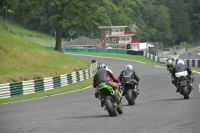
xmin=98 ymin=83 xmax=123 ymax=117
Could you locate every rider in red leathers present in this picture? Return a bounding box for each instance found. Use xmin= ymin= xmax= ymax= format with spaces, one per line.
xmin=93 ymin=63 xmax=120 ymax=107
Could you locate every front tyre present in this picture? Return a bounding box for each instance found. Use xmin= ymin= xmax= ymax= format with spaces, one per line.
xmin=127 ymin=89 xmax=135 ymax=105
xmin=105 ymin=96 xmax=117 ymax=117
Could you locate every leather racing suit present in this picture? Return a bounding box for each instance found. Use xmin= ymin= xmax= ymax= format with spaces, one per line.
xmin=93 ymin=67 xmax=119 ymax=97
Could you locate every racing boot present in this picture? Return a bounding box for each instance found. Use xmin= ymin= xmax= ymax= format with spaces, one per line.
xmin=122 ymin=89 xmax=126 ymax=96
xmin=176 ymin=86 xmax=180 ymax=92
xmin=135 ymin=85 xmax=139 ymax=91
xmin=172 ymin=80 xmax=179 ymax=92
xmin=100 ymin=98 xmax=105 ymax=107
xmin=115 ymin=86 xmax=121 ymax=94
xmin=175 ymin=84 xmax=180 ymax=92
xmin=188 ymin=83 xmax=194 ymax=94
xmin=190 ymin=86 xmax=194 ymax=91
xmin=133 ymin=89 xmax=139 ymax=97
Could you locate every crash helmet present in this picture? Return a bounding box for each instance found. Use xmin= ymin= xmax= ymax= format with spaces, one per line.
xmin=97 ymin=62 xmax=106 ymax=70
xmin=177 ymin=59 xmax=184 ymax=65
xmin=168 ymin=60 xmax=172 ymax=64
xmin=168 ymin=57 xmax=172 ymax=59
xmin=168 ymin=57 xmax=173 ymax=60
xmin=126 ymin=65 xmax=133 ymax=70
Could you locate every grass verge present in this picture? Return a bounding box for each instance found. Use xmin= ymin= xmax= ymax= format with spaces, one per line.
xmin=186 ymin=43 xmax=200 ymax=51
xmin=190 ymin=67 xmax=200 ymax=72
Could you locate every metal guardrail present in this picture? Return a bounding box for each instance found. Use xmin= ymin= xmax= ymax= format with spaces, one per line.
xmin=0 ymin=63 xmax=97 ymax=99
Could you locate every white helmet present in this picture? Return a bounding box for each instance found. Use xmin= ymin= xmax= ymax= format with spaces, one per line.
xmin=177 ymin=59 xmax=184 ymax=65
xmin=97 ymin=62 xmax=106 ymax=70
xmin=126 ymin=65 xmax=133 ymax=70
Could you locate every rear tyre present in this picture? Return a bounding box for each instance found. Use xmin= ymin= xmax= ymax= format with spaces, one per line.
xmin=181 ymin=86 xmax=189 ymax=99
xmin=105 ymin=96 xmax=117 ymax=117
xmin=127 ymin=89 xmax=135 ymax=105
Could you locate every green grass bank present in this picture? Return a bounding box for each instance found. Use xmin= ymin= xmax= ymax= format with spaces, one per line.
xmin=0 ymin=28 xmax=91 ymax=84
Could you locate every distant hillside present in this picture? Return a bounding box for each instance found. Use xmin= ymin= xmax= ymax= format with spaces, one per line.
xmin=4 ymin=19 xmax=67 ymax=46
xmin=0 ymin=28 xmax=90 ymax=84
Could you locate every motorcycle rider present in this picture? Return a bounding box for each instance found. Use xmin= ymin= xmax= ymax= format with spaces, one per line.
xmin=188 ymin=52 xmax=191 ymax=57
xmin=118 ymin=65 xmax=140 ymax=96
xmin=93 ymin=62 xmax=120 ymax=107
xmin=166 ymin=57 xmax=174 ymax=70
xmin=171 ymin=59 xmax=194 ymax=92
xmin=166 ymin=56 xmax=174 ymax=62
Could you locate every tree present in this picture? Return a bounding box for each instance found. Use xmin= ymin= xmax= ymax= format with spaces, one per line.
xmin=135 ymin=20 xmax=157 ymax=42
xmin=13 ymin=0 xmax=107 ymax=53
xmin=166 ymin=0 xmax=192 ymax=43
xmin=143 ymin=4 xmax=173 ymax=45
xmin=0 ymin=0 xmax=12 ymax=30
xmin=187 ymin=0 xmax=200 ymax=41
xmin=63 ymin=11 xmax=111 ymax=39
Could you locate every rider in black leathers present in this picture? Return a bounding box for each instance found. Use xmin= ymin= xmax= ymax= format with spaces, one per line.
xmin=118 ymin=65 xmax=140 ymax=96
xmin=171 ymin=59 xmax=194 ymax=92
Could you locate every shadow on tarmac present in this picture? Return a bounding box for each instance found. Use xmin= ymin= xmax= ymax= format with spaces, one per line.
xmin=154 ymin=97 xmax=199 ymax=101
xmin=65 ymin=114 xmax=113 ymax=119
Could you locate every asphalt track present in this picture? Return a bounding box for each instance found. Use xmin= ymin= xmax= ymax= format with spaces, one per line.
xmin=0 ymin=54 xmax=200 ymax=133
xmin=179 ymin=48 xmax=200 ymax=60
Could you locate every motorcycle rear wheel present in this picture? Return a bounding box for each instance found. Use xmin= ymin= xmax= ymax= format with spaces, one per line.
xmin=181 ymin=86 xmax=189 ymax=99
xmin=105 ymin=96 xmax=117 ymax=117
xmin=127 ymin=89 xmax=135 ymax=105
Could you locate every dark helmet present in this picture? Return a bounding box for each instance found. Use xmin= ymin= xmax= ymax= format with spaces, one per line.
xmin=97 ymin=62 xmax=106 ymax=70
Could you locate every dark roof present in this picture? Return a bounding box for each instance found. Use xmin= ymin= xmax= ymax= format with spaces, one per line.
xmin=90 ymin=39 xmax=101 ymax=44
xmin=63 ymin=36 xmax=102 ymax=47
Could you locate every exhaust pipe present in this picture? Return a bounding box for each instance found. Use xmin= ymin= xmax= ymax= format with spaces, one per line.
xmin=111 ymin=90 xmax=115 ymax=95
xmin=111 ymin=90 xmax=120 ymax=104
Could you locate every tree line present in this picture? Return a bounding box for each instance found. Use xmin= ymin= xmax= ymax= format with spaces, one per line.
xmin=0 ymin=0 xmax=200 ymax=53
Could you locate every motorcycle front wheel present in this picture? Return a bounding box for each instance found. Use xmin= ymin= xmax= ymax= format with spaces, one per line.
xmin=105 ymin=95 xmax=117 ymax=117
